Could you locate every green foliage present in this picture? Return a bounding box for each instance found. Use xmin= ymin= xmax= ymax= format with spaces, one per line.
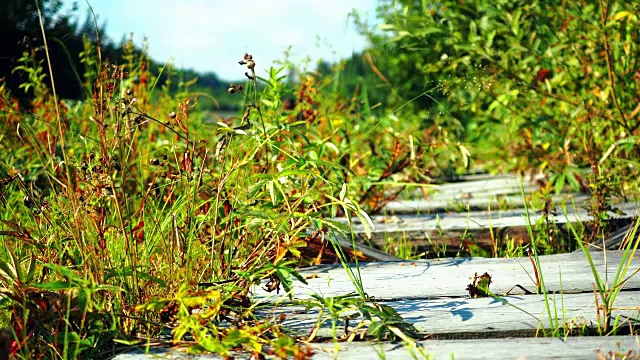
xmin=341 ymin=0 xmax=640 ymax=256
xmin=359 ymin=0 xmax=640 ymax=190
xmin=12 ymin=52 xmax=48 ymax=96
xmin=305 ymin=292 xmax=421 ymax=343
xmin=5 ymin=1 xmax=640 ymax=356
xmin=0 ymin=37 xmax=427 ymax=356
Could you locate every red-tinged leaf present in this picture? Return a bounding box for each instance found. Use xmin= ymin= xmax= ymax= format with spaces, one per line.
xmin=132 ymin=220 xmax=145 ymax=244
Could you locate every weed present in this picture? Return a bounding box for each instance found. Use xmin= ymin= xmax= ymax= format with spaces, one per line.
xmin=566 ymin=214 xmax=640 ymax=335
xmin=0 ymin=26 xmax=428 ymax=355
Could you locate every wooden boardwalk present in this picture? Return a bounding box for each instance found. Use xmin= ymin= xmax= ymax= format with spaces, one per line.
xmin=344 ymin=202 xmax=638 ymax=256
xmin=253 ymin=251 xmax=640 ymax=300
xmin=257 ymin=251 xmax=640 ymax=336
xmin=310 ymin=336 xmax=640 ymax=359
xmin=251 ymin=250 xmax=640 ymax=359
xmin=339 ymin=175 xmax=639 ymax=257
xmin=117 ymin=250 xmax=640 ymax=359
xmin=117 ymin=174 xmax=640 ymax=359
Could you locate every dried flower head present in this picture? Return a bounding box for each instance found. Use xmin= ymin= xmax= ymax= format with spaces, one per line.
xmin=239 ymin=53 xmax=255 ymax=70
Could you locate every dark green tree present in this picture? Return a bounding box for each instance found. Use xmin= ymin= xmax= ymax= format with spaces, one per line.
xmin=0 ymin=0 xmax=112 ymax=102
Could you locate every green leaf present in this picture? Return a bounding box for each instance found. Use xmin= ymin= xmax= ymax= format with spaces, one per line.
xmin=376 ymin=23 xmax=396 ymax=31
xmin=339 ymin=183 xmax=347 ymax=201
xmin=248 ymin=179 xmax=270 ymax=198
xmin=25 ymin=254 xmax=36 ymax=284
xmin=613 ymin=11 xmax=635 ymax=21
xmin=244 ymin=211 xmax=272 ymax=220
xmin=416 ymin=27 xmax=442 ymax=36
xmin=277 ymin=168 xmax=312 ymax=178
xmin=356 ymin=208 xmax=375 ymax=240
xmin=458 ymin=143 xmax=471 ymax=169
xmin=33 ymin=281 xmax=73 ymax=290
xmin=554 ymin=173 xmax=566 ymax=195
xmin=323 ymin=141 xmax=340 ymax=155
xmin=0 ymin=260 xmax=17 ymax=284
xmin=268 ymin=181 xmax=276 ymax=206
xmin=316 ymin=218 xmax=350 ymax=235
xmin=367 ymin=321 xmax=384 ymax=338
xmin=44 ymin=264 xmax=84 ymax=282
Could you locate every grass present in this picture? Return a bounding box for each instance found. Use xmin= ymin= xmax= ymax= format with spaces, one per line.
xmin=0 ymin=28 xmax=433 ymax=357
xmin=477 ymin=182 xmax=640 ymax=338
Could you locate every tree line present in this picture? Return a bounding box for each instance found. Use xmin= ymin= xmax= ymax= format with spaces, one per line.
xmin=1 ymin=0 xmax=234 ymax=109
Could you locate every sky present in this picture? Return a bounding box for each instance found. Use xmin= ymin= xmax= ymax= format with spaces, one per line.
xmin=61 ymin=0 xmax=379 ymax=80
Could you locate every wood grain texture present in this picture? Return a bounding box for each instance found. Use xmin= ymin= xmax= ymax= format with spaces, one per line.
xmin=253 ymin=251 xmax=640 ymax=301
xmin=312 ymin=336 xmax=640 ymax=360
xmin=112 ymin=336 xmax=640 ymax=360
xmin=406 ymin=174 xmax=539 ymax=201
xmin=383 ymin=193 xmax=590 ymax=214
xmin=269 ymin=290 xmax=640 ymax=338
xmin=341 ymin=201 xmax=639 ymax=256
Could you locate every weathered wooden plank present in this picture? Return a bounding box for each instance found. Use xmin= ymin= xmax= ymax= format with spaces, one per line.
xmin=113 ymin=336 xmax=640 ymax=360
xmin=586 ymin=221 xmax=640 ymax=251
xmin=383 ymin=193 xmax=590 ymax=214
xmin=253 ymin=251 xmax=640 ymax=301
xmin=345 ymin=202 xmax=639 ymax=256
xmin=312 ymin=336 xmax=640 ymax=360
xmin=407 ymin=174 xmax=540 ymax=201
xmin=271 ymin=291 xmax=640 ymax=339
